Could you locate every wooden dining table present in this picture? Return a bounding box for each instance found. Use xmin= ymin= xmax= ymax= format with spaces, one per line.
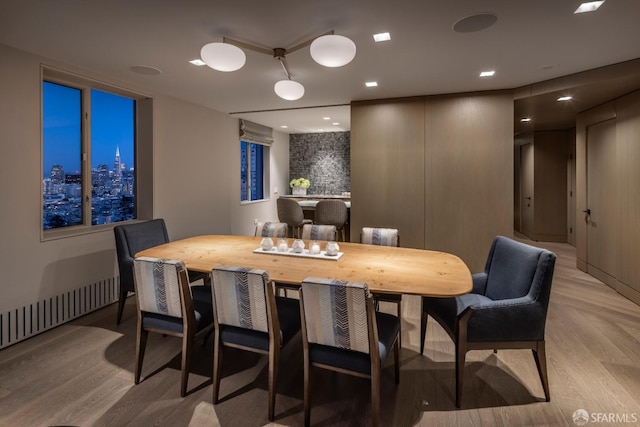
xmin=135 ymin=235 xmax=472 ymax=297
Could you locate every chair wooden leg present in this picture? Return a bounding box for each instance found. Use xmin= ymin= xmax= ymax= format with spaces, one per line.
xmin=394 ymin=336 xmax=400 ymax=385
xmin=134 ymin=325 xmax=148 ymax=384
xmin=420 ymin=299 xmax=428 ymax=354
xmin=455 ymin=342 xmax=467 ymax=408
xmin=396 ymin=300 xmax=402 ymax=348
xmin=180 ymin=333 xmax=192 ymax=397
xmin=533 ymin=340 xmax=551 ymax=402
xmin=212 ymin=333 xmax=223 ymax=404
xmin=201 ymin=327 xmax=214 ymax=347
xmin=371 ymin=368 xmax=381 ymax=427
xmin=303 ymin=352 xmax=311 ymax=427
xmin=116 ymin=290 xmax=128 ymax=325
xmin=268 ymin=344 xmax=280 ymax=421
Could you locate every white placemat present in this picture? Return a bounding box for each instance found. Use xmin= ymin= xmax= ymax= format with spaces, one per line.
xmin=253 ymin=247 xmax=344 ymax=261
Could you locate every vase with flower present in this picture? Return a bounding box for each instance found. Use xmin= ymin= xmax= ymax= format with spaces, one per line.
xmin=290 ymin=177 xmax=310 ymax=196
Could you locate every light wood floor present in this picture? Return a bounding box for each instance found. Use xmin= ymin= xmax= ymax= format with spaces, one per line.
xmin=1 ymin=239 xmax=640 ymax=426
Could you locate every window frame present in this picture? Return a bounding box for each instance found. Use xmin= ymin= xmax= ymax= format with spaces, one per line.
xmin=240 ymin=139 xmax=270 ymax=204
xmin=40 ymin=66 xmax=153 ymax=241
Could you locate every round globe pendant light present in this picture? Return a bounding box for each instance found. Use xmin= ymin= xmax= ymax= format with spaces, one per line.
xmin=200 ymin=42 xmax=246 ymax=72
xmin=274 ymin=80 xmax=305 ymax=100
xmin=310 ymin=34 xmax=356 ymax=67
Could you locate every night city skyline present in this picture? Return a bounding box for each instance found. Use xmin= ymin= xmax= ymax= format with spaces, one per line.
xmin=42 ymin=81 xmax=136 ymax=229
xmin=43 ymin=82 xmax=134 ymax=174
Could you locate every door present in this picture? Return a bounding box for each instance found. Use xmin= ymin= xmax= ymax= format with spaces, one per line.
xmin=520 ymin=143 xmax=534 ymax=238
xmin=567 ymin=143 xmax=576 ymax=247
xmin=586 ymin=119 xmax=618 ymax=280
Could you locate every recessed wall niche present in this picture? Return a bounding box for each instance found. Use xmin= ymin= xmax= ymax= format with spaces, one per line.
xmin=289 ymin=131 xmax=350 ymax=195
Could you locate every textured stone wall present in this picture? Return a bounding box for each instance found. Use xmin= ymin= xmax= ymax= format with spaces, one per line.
xmin=289 ymin=132 xmax=350 ymax=195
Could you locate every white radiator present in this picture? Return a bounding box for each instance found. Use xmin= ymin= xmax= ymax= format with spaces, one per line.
xmin=0 ymin=277 xmax=119 ymax=350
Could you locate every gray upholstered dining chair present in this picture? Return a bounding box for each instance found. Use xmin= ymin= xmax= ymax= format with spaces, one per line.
xmin=361 ymin=227 xmax=403 ymax=347
xmin=210 ymin=265 xmax=301 ymax=422
xmin=114 ymin=219 xmax=170 ymax=325
xmin=314 ymin=199 xmax=349 ymax=241
xmin=132 ymin=256 xmax=213 ymax=397
xmin=300 ymin=224 xmax=337 ymax=241
xmin=114 ymin=218 xmax=208 ymax=324
xmin=277 ymin=197 xmax=312 ymax=238
xmin=299 ymin=277 xmax=400 ymax=427
xmin=255 ymin=221 xmax=288 ymax=238
xmin=420 ymin=235 xmax=556 ymax=407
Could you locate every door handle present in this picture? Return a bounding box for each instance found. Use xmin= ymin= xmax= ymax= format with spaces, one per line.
xmin=582 ymin=209 xmax=591 ymax=215
xmin=583 ymin=208 xmax=591 ymax=224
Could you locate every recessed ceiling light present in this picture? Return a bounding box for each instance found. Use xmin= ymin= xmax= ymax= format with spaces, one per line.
xmin=557 ymin=96 xmax=573 ymax=101
xmin=373 ymin=32 xmax=391 ymax=42
xmin=520 ymin=117 xmax=532 ymax=122
xmin=365 ymin=81 xmax=378 ymax=87
xmin=453 ymin=13 xmax=498 ymax=33
xmin=332 ymin=122 xmax=340 ymax=125
xmin=479 ymin=70 xmax=495 ymax=77
xmin=189 ymin=59 xmax=206 ymax=66
xmin=130 ymin=65 xmax=162 ymax=75
xmin=280 ymin=125 xmax=288 ymax=129
xmin=574 ymin=1 xmax=605 ymax=14
xmin=323 ymin=117 xmax=331 ymax=120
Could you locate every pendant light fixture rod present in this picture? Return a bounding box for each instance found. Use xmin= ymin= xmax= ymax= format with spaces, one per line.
xmin=273 ymin=48 xmax=292 ymax=80
xmin=285 ymin=30 xmax=334 ymax=55
xmin=222 ymin=36 xmax=272 ymax=56
xmin=278 ymin=57 xmax=291 ymax=80
xmin=221 ymin=30 xmax=335 ymax=58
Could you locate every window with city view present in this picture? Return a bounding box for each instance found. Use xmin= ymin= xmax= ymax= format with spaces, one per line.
xmin=240 ymin=140 xmax=266 ymax=202
xmin=42 ymin=79 xmax=136 ymax=231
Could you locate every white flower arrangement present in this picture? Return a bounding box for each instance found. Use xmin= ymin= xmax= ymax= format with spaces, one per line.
xmin=289 ymin=178 xmax=310 ymax=188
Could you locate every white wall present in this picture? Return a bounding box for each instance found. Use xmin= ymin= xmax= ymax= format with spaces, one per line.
xmin=0 ymin=43 xmax=288 ymax=316
xmin=229 ymin=131 xmax=290 ymax=237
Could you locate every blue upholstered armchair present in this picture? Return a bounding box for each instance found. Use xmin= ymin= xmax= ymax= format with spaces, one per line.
xmin=114 ymin=219 xmax=170 ymax=325
xmin=420 ymin=236 xmax=556 ymax=407
xmin=114 ymin=218 xmax=209 ymax=324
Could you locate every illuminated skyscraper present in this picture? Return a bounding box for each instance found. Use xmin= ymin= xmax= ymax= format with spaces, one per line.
xmin=96 ymin=164 xmax=109 ymax=192
xmin=50 ymin=164 xmax=64 ymax=184
xmin=112 ymin=146 xmax=122 ymax=194
xmin=114 ymin=146 xmax=122 ymax=179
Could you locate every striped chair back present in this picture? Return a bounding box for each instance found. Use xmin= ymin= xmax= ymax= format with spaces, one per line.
xmin=211 ymin=266 xmax=270 ymax=333
xmin=361 ymin=227 xmax=399 ymax=247
xmin=255 ymin=221 xmax=288 ymax=238
xmin=301 ymin=224 xmax=337 ymax=241
xmin=301 ymin=278 xmax=371 ymax=354
xmin=133 ymin=257 xmax=186 ymax=318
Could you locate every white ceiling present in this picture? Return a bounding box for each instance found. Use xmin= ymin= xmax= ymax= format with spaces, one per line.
xmin=2 ymin=0 xmax=640 ymax=134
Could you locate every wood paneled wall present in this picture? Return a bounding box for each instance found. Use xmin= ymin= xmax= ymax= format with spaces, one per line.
xmin=519 ymin=131 xmax=570 ymax=243
xmin=350 ymin=98 xmax=425 ymax=249
xmin=616 ymin=92 xmax=640 ymax=302
xmin=576 ymin=89 xmax=640 ymax=305
xmin=351 ymin=92 xmax=513 ymax=272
